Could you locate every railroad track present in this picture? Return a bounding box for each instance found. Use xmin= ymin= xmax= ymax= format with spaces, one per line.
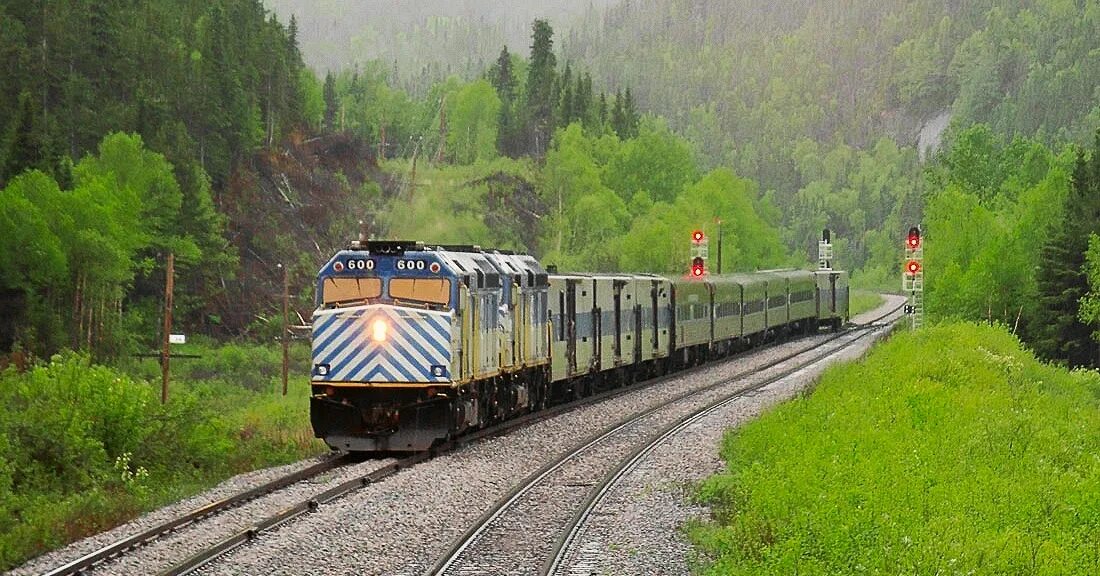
xmin=427 ymin=306 xmax=900 ymax=575
xmin=36 ymin=306 xmax=897 ymax=576
xmin=39 ymin=454 xmax=361 ymax=576
xmin=542 ymin=324 xmax=890 ymax=575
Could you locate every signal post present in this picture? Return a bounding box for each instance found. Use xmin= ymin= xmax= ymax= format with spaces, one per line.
xmin=903 ymin=226 xmax=924 ymax=329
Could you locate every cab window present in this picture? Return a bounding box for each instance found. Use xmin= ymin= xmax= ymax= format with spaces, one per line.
xmin=321 ymin=277 xmax=382 ymax=307
xmin=389 ymin=278 xmax=451 ymax=306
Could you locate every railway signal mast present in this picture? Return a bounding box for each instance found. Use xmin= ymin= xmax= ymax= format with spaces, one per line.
xmin=819 ymin=228 xmax=833 ymax=270
xmin=690 ymin=229 xmax=708 ymax=277
xmin=903 ymin=226 xmax=924 ymax=329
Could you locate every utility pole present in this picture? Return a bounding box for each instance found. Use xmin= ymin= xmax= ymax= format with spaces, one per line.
xmin=280 ymin=263 xmax=289 ymax=396
xmin=161 ymin=253 xmax=174 ymax=404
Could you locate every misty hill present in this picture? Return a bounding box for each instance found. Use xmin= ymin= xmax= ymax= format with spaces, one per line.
xmin=563 ymin=0 xmax=1100 ymax=184
xmin=264 ymin=0 xmax=616 ymax=82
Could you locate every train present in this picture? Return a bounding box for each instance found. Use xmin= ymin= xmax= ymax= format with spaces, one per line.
xmin=309 ymin=240 xmax=848 ymax=452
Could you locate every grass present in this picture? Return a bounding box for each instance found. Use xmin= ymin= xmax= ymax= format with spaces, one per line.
xmin=0 ymin=342 xmax=326 ymax=570
xmin=689 ymin=322 xmax=1100 ymax=575
xmin=849 ymin=290 xmax=885 ymax=317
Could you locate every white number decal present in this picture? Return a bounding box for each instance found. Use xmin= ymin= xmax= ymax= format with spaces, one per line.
xmin=396 ymin=260 xmax=426 ymax=271
xmin=346 ymin=259 xmax=374 ymax=270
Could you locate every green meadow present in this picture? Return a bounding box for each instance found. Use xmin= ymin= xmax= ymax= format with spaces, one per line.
xmin=691 ymin=322 xmax=1100 ymax=574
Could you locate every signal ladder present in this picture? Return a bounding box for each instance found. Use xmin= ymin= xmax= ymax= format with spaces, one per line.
xmin=903 ymin=233 xmax=924 ymax=330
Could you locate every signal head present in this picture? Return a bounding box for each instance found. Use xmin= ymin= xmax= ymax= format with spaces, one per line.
xmin=691 ymin=256 xmax=705 ymax=277
xmin=691 ymin=230 xmax=705 ymax=244
xmin=907 ymin=226 xmax=921 ymax=249
xmin=905 ymin=260 xmax=921 ymax=275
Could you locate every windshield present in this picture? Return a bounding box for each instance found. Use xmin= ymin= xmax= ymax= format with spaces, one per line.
xmin=389 ymin=278 xmax=451 ymax=307
xmin=321 ymin=277 xmax=382 ymax=307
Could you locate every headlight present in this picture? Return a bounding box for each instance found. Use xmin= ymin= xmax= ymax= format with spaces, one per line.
xmin=370 ymin=318 xmax=388 ymax=342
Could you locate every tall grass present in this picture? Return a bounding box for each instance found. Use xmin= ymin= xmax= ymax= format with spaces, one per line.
xmin=849 ymin=290 xmax=885 ymax=318
xmin=690 ymin=322 xmax=1100 ymax=574
xmin=0 ymin=344 xmax=325 ymax=570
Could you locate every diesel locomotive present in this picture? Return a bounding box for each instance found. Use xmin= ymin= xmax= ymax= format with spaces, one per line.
xmin=309 ymin=240 xmax=848 ymax=452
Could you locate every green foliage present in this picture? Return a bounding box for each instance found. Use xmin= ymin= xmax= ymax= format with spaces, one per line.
xmin=1034 ymin=131 xmax=1100 ymax=366
xmin=379 ymin=158 xmax=540 ymax=252
xmin=524 ymin=19 xmax=558 ymax=157
xmin=0 ymin=0 xmax=309 ymax=189
xmin=446 ymin=80 xmax=502 ymax=165
xmin=604 ymin=118 xmax=696 ymax=203
xmin=0 ymin=132 xmax=233 ymax=358
xmin=538 ymin=122 xmax=790 ymax=273
xmin=848 ymin=290 xmax=884 ymax=318
xmin=0 ymin=349 xmax=322 ymax=570
xmin=1078 ymin=234 xmax=1100 ymax=341
xmin=924 ymin=125 xmax=1073 ymax=346
xmin=692 ymin=322 xmax=1100 ymax=574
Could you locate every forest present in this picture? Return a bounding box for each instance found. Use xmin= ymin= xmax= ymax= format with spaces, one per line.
xmin=2 ymin=0 xmax=1100 ymax=569
xmin=1 ymin=0 xmax=1099 ymax=365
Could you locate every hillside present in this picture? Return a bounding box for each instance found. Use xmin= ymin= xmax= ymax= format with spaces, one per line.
xmin=263 ymin=0 xmax=616 ymax=87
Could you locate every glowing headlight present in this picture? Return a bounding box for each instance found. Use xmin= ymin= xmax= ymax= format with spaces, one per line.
xmin=370 ymin=318 xmax=388 ymax=342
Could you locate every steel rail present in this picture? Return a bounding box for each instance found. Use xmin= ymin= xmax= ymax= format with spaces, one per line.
xmin=40 ymin=453 xmax=355 ymax=576
xmin=542 ymin=316 xmax=897 ymax=575
xmin=427 ymin=303 xmax=902 ymax=575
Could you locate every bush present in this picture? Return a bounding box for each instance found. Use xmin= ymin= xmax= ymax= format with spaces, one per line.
xmin=691 ymin=322 xmax=1100 ymax=574
xmin=0 ymin=350 xmax=323 ymax=570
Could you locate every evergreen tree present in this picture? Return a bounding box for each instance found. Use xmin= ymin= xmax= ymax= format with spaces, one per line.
xmin=489 ymin=46 xmax=516 ymax=102
xmin=622 ymin=87 xmax=640 ymax=138
xmin=489 ymin=45 xmax=521 ymax=157
xmin=323 ymin=71 xmax=338 ymax=132
xmin=1035 ymin=131 xmax=1100 ymax=367
xmin=611 ymin=89 xmax=627 ymax=139
xmin=575 ymin=72 xmax=593 ymax=128
xmin=525 ymin=19 xmax=557 ymax=156
xmin=598 ymin=92 xmax=608 ymax=128
xmin=4 ymin=93 xmax=46 ymax=182
xmin=560 ymin=62 xmax=574 ymax=127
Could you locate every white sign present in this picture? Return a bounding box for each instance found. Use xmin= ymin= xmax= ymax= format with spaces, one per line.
xmin=169 ymin=334 xmax=187 ymax=344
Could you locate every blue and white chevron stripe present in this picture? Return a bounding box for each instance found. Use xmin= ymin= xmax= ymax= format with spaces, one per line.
xmin=311 ymin=304 xmax=453 ymax=383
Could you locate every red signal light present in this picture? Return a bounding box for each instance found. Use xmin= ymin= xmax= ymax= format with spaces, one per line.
xmin=692 ymin=230 xmax=705 ymax=244
xmin=691 ymin=256 xmax=705 ymax=277
xmin=905 ymin=260 xmax=921 ymax=275
xmin=906 ymin=226 xmax=921 ymax=250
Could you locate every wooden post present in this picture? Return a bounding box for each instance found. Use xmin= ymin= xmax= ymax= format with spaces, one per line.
xmin=281 ymin=263 xmax=289 ymax=396
xmin=161 ymin=253 xmax=174 ymax=404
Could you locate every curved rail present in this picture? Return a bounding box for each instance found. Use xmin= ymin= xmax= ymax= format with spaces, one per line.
xmin=541 ymin=316 xmax=896 ymax=575
xmin=427 ymin=304 xmax=901 ymax=575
